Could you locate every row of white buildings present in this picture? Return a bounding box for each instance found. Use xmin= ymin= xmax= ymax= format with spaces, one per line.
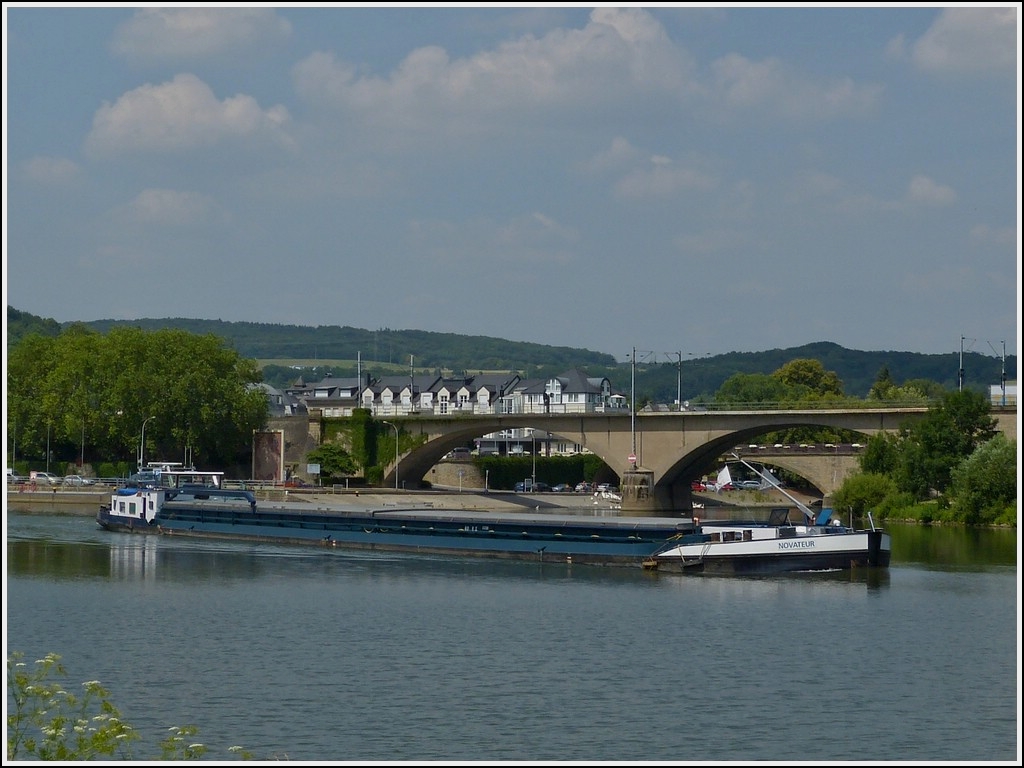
xmin=259 ymin=368 xmax=627 ymax=455
xmin=262 ymin=368 xmax=626 ymax=418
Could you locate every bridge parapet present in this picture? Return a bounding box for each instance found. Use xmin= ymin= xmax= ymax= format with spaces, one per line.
xmin=308 ymin=404 xmax=1013 ymax=513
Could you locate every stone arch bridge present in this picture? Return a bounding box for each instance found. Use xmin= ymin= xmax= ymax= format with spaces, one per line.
xmin=325 ymin=406 xmax=951 ymax=512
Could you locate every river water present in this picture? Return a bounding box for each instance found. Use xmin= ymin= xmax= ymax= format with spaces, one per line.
xmin=4 ymin=509 xmax=1020 ymax=763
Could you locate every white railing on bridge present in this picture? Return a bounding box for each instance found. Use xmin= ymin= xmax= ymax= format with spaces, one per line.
xmin=313 ymin=402 xmax=629 ymax=418
xmin=309 ymin=399 xmax=938 ymax=419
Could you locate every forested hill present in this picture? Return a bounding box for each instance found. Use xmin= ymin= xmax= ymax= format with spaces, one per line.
xmin=6 ymin=308 xmax=616 ymax=370
xmin=6 ymin=306 xmax=1016 ymax=399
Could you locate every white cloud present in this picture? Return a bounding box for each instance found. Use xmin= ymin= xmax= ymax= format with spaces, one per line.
xmin=614 ymin=154 xmax=716 ymax=199
xmin=709 ymin=53 xmax=882 ymax=120
xmin=969 ymin=223 xmax=1016 ymax=248
xmin=121 ymin=188 xmax=224 ymax=228
xmin=111 ymin=8 xmax=291 ymax=63
xmin=907 ymin=175 xmax=956 ymax=206
xmin=293 ymin=7 xmax=693 ymax=133
xmin=22 ymin=156 xmax=82 ymax=186
xmin=673 ymin=228 xmax=752 ymax=258
xmin=582 ymin=137 xmax=642 ymax=173
xmin=911 ymin=8 xmax=1017 ymax=74
xmin=407 ymin=212 xmax=579 ymax=268
xmin=85 ymin=73 xmax=292 ymax=156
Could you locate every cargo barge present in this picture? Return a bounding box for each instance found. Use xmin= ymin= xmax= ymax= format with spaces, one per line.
xmin=96 ymin=466 xmax=693 ymax=566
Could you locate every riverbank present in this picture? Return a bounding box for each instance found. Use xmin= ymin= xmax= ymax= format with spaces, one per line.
xmin=5 ymin=486 xmax=620 ymax=517
xmin=6 ymin=484 xmax=816 ymax=522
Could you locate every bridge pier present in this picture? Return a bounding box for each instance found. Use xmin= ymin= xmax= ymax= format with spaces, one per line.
xmin=620 ymin=469 xmax=693 ymax=516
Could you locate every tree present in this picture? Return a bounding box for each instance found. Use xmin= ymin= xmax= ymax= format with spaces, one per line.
xmin=305 ymin=443 xmax=358 ymax=480
xmin=714 ymin=373 xmax=790 ymax=405
xmin=832 ymin=472 xmax=898 ymax=521
xmin=859 ymin=431 xmax=901 ymax=475
xmin=948 ymin=434 xmax=1017 ymax=525
xmin=886 ymin=390 xmax=998 ymax=499
xmin=867 ymin=366 xmax=896 ymax=400
xmin=772 ymin=358 xmax=844 ymax=398
xmin=6 ymin=327 xmax=268 ymax=470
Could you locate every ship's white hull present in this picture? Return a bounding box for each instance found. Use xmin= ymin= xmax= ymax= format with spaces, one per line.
xmin=650 ymin=524 xmax=891 ymax=574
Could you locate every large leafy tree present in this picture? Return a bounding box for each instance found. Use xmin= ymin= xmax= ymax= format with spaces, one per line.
xmin=7 ymin=326 xmax=268 ymax=469
xmin=859 ymin=431 xmax=901 ymax=475
xmin=868 ymin=365 xmax=942 ymax=402
xmin=714 ymin=373 xmax=790 ymax=405
xmin=948 ymin=434 xmax=1017 ymax=525
xmin=890 ymin=389 xmax=998 ymax=499
xmin=773 ymin=358 xmax=844 ymax=399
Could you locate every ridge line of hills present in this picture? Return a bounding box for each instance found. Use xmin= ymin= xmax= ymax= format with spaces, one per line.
xmin=6 ymin=307 xmax=1016 ymax=401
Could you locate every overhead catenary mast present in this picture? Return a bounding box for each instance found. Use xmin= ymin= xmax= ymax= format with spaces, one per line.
xmin=630 ymin=346 xmax=636 ymax=465
xmin=958 ymin=335 xmax=965 ymax=392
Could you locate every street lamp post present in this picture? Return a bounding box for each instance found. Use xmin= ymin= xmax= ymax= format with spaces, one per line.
xmin=531 ymin=432 xmax=536 ymax=489
xmin=139 ymin=416 xmax=155 ymax=472
xmin=382 ymin=421 xmax=399 ymax=490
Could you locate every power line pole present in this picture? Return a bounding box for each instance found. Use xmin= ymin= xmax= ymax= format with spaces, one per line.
xmin=676 ymin=351 xmax=682 ymax=411
xmin=958 ymin=335 xmax=965 ymax=392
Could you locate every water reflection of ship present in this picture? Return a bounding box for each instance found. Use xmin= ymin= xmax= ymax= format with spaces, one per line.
xmin=109 ymin=536 xmax=160 ymax=581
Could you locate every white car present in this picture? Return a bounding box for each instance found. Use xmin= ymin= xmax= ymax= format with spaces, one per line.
xmin=30 ymin=471 xmax=62 ymax=485
xmin=63 ymin=474 xmax=97 ymax=486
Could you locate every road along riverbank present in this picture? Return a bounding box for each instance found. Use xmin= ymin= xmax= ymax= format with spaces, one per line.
xmin=6 ymin=486 xmax=622 ymax=517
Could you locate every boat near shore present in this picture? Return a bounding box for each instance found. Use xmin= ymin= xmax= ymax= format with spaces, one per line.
xmin=643 ymin=456 xmax=891 ymax=574
xmin=643 ymin=514 xmax=891 ymax=574
xmin=96 ymin=464 xmax=694 ymax=566
xmin=96 ymin=458 xmax=890 ymax=573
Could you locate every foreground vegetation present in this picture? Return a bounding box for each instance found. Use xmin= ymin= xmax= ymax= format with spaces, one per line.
xmin=6 ymin=652 xmax=252 ymax=761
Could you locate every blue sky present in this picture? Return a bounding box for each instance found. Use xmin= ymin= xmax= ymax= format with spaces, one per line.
xmin=4 ymin=5 xmax=1019 ymax=361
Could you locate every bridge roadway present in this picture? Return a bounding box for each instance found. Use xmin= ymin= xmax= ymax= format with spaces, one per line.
xmin=318 ymin=405 xmax=1015 ymax=513
xmin=353 ymin=406 xmax=913 ymax=513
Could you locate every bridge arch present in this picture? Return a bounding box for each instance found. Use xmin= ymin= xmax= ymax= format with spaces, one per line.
xmin=340 ymin=406 xmax=934 ymax=509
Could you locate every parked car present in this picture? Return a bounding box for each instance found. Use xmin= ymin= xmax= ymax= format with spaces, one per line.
xmin=574 ymin=482 xmax=592 ymax=493
xmin=552 ymin=483 xmax=572 ymax=493
xmin=63 ymin=475 xmax=97 ymax=486
xmin=514 ymin=481 xmax=549 ymax=492
xmin=7 ymin=469 xmax=24 ymax=485
xmin=29 ymin=471 xmax=62 ymax=485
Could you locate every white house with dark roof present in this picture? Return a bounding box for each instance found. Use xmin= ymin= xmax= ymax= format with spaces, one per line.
xmin=254 ymin=383 xmax=306 ymax=417
xmin=355 ymin=372 xmax=523 ymax=416
xmin=360 ymin=374 xmax=438 ymax=416
xmin=294 ymin=373 xmax=371 ymax=417
xmin=497 ymin=368 xmax=619 ymax=415
xmin=296 ymin=367 xmax=624 ymax=421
